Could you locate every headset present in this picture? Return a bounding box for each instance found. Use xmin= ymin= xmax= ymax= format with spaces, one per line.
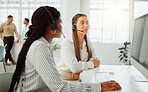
xmin=43 ymin=6 xmax=65 ymax=38
xmin=72 ymin=25 xmax=76 ymax=30
xmin=72 ymin=25 xmax=84 ymax=32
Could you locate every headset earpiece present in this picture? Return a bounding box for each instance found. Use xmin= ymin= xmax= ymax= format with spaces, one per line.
xmin=51 ymin=23 xmax=58 ymax=30
xmin=72 ymin=25 xmax=76 ymax=30
xmin=43 ymin=6 xmax=65 ymax=38
xmin=72 ymin=25 xmax=84 ymax=32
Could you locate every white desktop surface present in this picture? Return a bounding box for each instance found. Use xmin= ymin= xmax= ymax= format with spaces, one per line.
xmin=81 ymin=65 xmax=148 ymax=92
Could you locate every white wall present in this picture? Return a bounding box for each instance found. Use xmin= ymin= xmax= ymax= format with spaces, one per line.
xmin=92 ymin=43 xmax=123 ymax=65
xmin=60 ymin=0 xmax=80 ymax=37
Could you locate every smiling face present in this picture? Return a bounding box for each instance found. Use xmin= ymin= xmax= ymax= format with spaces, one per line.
xmin=75 ymin=16 xmax=89 ymax=35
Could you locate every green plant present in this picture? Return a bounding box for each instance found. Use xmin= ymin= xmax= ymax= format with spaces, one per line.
xmin=118 ymin=41 xmax=130 ymax=62
xmin=50 ymin=41 xmax=60 ymax=51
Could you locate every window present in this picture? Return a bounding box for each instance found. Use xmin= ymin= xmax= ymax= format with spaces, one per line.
xmin=0 ymin=0 xmax=60 ymax=39
xmin=90 ymin=0 xmax=130 ymax=43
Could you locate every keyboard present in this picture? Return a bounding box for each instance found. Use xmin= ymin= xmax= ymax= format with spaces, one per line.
xmin=95 ymin=72 xmax=111 ymax=82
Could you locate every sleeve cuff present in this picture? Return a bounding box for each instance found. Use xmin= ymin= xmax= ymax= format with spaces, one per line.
xmin=17 ymin=36 xmax=19 ymax=40
xmin=90 ymin=83 xmax=101 ymax=92
xmin=88 ymin=62 xmax=94 ymax=69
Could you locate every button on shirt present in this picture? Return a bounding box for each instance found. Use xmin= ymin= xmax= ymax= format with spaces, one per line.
xmin=14 ymin=37 xmax=101 ymax=92
xmin=57 ymin=36 xmax=98 ymax=73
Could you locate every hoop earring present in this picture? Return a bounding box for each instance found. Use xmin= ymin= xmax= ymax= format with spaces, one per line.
xmin=51 ymin=30 xmax=56 ymax=34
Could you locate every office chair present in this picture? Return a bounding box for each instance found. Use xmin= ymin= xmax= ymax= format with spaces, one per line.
xmin=0 ymin=73 xmax=13 ymax=92
xmin=0 ymin=45 xmax=6 ymax=72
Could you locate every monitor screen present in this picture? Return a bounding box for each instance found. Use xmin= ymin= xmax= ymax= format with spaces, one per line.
xmin=139 ymin=15 xmax=148 ymax=69
xmin=131 ymin=15 xmax=146 ymax=62
xmin=131 ymin=14 xmax=148 ymax=79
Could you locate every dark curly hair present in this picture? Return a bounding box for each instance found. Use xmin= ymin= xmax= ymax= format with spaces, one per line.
xmin=9 ymin=6 xmax=60 ymax=92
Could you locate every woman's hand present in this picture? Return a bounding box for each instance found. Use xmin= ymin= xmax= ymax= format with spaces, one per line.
xmin=101 ymin=80 xmax=121 ymax=91
xmin=92 ymin=58 xmax=100 ymax=67
xmin=72 ymin=73 xmax=80 ymax=79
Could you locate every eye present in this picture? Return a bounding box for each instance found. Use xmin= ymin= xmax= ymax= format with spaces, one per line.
xmin=81 ymin=21 xmax=84 ymax=24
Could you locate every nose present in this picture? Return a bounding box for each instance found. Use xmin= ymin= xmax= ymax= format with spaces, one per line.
xmin=84 ymin=23 xmax=89 ymax=28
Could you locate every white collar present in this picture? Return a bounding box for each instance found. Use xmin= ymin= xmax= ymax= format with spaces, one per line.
xmin=39 ymin=37 xmax=50 ymax=47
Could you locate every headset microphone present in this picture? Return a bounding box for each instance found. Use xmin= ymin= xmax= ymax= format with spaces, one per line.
xmin=76 ymin=29 xmax=84 ymax=32
xmin=57 ymin=27 xmax=65 ymax=38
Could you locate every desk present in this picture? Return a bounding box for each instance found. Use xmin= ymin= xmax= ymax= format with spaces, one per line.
xmin=81 ymin=65 xmax=148 ymax=92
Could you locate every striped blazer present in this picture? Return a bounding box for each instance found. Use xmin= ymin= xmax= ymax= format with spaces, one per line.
xmin=14 ymin=37 xmax=101 ymax=92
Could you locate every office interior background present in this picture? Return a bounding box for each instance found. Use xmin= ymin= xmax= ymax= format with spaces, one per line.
xmin=0 ymin=0 xmax=148 ymax=67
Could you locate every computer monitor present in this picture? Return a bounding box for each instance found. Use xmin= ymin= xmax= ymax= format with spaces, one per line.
xmin=131 ymin=13 xmax=148 ymax=81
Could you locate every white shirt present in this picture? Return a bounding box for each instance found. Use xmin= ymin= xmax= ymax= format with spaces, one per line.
xmin=14 ymin=37 xmax=101 ymax=92
xmin=0 ymin=39 xmax=3 ymax=46
xmin=21 ymin=25 xmax=29 ymax=40
xmin=57 ymin=36 xmax=98 ymax=73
